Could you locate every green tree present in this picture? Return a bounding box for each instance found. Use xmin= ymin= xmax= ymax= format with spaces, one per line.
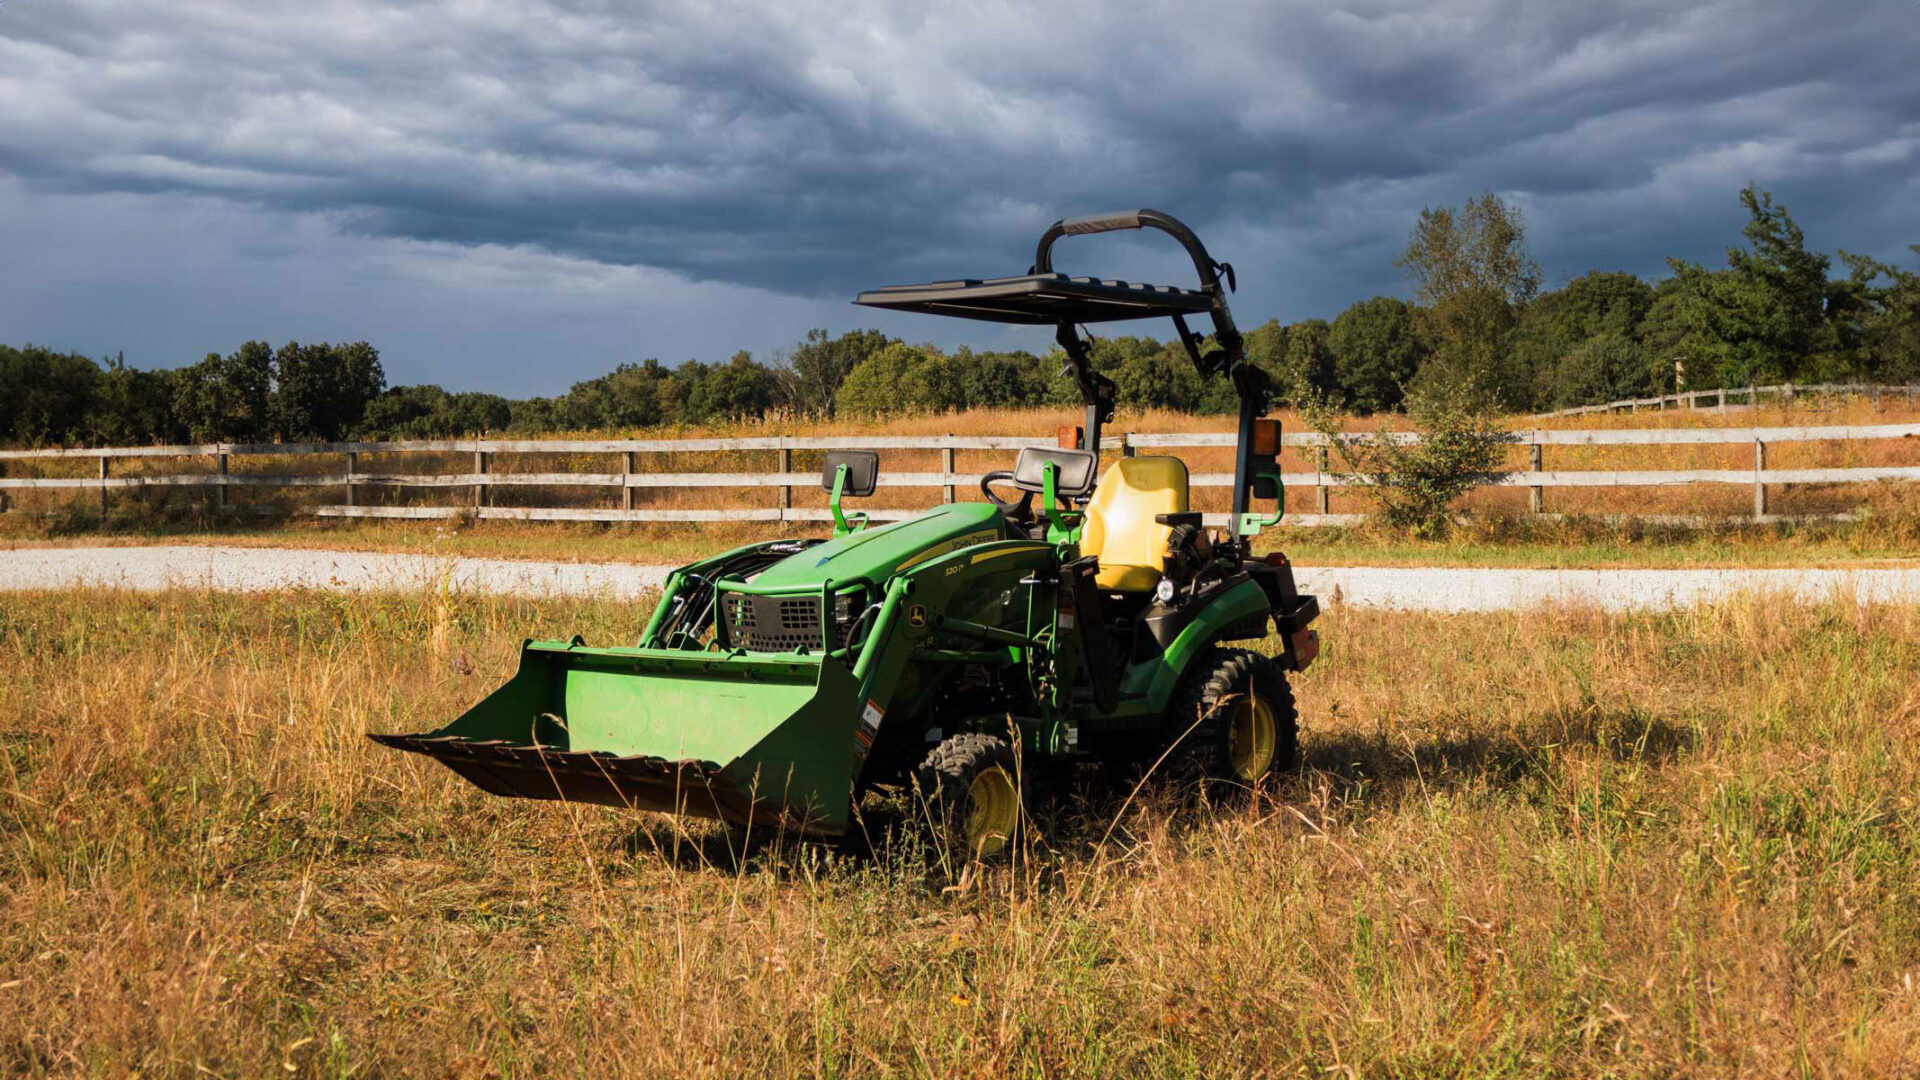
xmin=1282 ymin=319 xmax=1338 ymax=403
xmin=839 ymin=342 xmax=982 ymax=416
xmin=172 ymin=341 xmax=274 ymax=443
xmin=948 ymin=347 xmax=1052 ymax=410
xmin=360 ymin=385 xmax=513 ymax=437
xmin=1637 ymin=276 xmax=1726 ymax=391
xmin=684 ymin=351 xmax=778 ymax=422
xmin=0 ymin=344 xmax=102 ymax=445
xmin=557 ymin=362 xmax=667 ymax=429
xmin=1230 ymin=319 xmax=1290 ymax=404
xmin=1866 ymin=247 xmax=1920 ymax=381
xmin=89 ymin=355 xmax=182 ymax=445
xmin=1510 ymin=271 xmax=1656 ymax=406
xmin=781 ymin=329 xmax=892 ymax=417
xmin=1328 ymin=297 xmax=1428 ymax=413
xmin=506 ymin=396 xmax=564 ymax=433
xmin=1660 ymin=186 xmax=1841 ymax=387
xmin=839 ymin=342 xmax=928 ymax=416
xmin=1397 ymin=192 xmax=1541 ymax=408
xmin=272 ymin=341 xmax=385 ymax=441
xmin=1829 ymin=246 xmax=1920 ymax=383
xmin=1100 ymin=335 xmax=1203 ymax=412
xmin=1548 ymin=332 xmax=1650 ymax=407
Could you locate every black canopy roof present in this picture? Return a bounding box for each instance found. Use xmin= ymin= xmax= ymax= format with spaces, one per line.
xmin=853 ymin=272 xmax=1214 ymax=325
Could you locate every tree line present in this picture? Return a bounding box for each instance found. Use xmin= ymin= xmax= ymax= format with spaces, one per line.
xmin=3 ymin=185 xmax=1915 ymax=447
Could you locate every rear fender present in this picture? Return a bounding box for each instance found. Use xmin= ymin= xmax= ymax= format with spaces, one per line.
xmin=1123 ymin=579 xmax=1273 ymax=711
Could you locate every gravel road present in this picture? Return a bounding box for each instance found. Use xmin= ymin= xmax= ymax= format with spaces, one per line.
xmin=0 ymin=545 xmax=675 ymax=599
xmin=5 ymin=545 xmax=1920 ymax=612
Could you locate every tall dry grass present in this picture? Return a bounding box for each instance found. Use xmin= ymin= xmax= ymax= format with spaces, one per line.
xmin=3 ymin=586 xmax=1918 ymax=1076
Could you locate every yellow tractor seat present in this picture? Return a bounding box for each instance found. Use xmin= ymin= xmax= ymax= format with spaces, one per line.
xmin=1081 ymin=456 xmax=1190 ymax=591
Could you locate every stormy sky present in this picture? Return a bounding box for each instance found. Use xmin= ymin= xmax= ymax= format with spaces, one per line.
xmin=2 ymin=0 xmax=1916 ymax=395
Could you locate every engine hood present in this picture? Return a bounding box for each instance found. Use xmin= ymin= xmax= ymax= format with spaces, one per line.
xmin=752 ymin=502 xmax=1009 ymax=587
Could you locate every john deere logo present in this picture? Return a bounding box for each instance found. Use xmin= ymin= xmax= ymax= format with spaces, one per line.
xmin=908 ymin=604 xmax=928 ymax=628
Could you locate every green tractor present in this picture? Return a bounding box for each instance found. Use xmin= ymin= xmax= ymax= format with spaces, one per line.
xmin=372 ymin=209 xmax=1320 ymax=856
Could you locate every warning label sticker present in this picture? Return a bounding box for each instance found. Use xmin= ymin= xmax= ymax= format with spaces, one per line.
xmin=853 ymin=699 xmax=885 ymax=758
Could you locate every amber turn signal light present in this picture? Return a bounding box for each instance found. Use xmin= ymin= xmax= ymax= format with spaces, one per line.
xmin=1251 ymin=418 xmax=1281 ymax=456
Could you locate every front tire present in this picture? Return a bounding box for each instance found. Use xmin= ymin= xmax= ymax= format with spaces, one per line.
xmin=1172 ymin=647 xmax=1299 ymax=786
xmin=914 ymin=733 xmax=1024 ymax=859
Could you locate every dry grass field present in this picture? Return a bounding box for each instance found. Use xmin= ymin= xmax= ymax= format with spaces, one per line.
xmin=4 ymin=586 xmax=1918 ymax=1076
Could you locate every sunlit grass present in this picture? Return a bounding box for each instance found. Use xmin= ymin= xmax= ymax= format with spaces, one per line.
xmin=2 ymin=587 xmax=1917 ymax=1076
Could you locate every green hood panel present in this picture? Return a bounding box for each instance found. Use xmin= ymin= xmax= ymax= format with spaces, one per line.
xmin=751 ymin=502 xmax=1007 ymax=587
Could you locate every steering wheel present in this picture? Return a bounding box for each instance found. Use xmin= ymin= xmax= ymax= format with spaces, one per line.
xmin=979 ymin=471 xmax=1035 ymax=521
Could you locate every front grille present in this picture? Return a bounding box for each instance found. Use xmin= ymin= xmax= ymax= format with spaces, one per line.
xmin=721 ymin=594 xmax=840 ymax=653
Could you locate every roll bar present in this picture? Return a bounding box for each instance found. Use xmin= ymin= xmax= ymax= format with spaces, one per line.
xmin=1032 ymin=209 xmax=1271 ymax=546
xmin=1034 ymin=209 xmax=1235 ymax=299
xmin=1034 ymin=209 xmax=1241 ymax=359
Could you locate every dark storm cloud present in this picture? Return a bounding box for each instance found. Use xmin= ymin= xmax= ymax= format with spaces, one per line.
xmin=1 ymin=0 xmax=1917 ymax=366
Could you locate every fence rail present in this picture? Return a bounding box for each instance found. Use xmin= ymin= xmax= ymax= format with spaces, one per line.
xmin=1531 ymin=382 xmax=1920 ymax=418
xmin=3 ymin=423 xmax=1917 ymax=526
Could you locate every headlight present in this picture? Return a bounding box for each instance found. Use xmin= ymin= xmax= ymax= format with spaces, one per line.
xmin=1154 ymin=577 xmax=1177 ymax=604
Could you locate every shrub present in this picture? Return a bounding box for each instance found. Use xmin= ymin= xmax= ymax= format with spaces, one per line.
xmin=1308 ymin=381 xmax=1514 ymax=539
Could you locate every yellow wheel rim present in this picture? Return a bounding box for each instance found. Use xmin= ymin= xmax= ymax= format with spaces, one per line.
xmin=963 ymin=765 xmax=1019 ymax=857
xmin=1227 ymin=696 xmax=1277 ymax=782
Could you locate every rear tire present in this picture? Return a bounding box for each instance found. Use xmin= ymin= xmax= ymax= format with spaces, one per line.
xmin=914 ymin=733 xmax=1024 ymax=859
xmin=1170 ymin=647 xmax=1298 ymax=787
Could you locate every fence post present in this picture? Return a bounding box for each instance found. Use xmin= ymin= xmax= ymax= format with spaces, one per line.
xmin=941 ymin=439 xmax=956 ymax=505
xmin=474 ymin=450 xmax=488 ymax=509
xmin=1529 ymin=443 xmax=1544 ymax=514
xmin=1753 ymin=439 xmax=1767 ymax=518
xmin=217 ymin=450 xmax=229 ymax=509
xmin=345 ymin=451 xmax=357 ymax=507
xmin=98 ymin=455 xmax=109 ymax=520
xmin=777 ymin=445 xmax=792 ymax=520
xmin=1315 ymin=445 xmax=1330 ymax=515
xmin=622 ymin=450 xmax=635 ymax=511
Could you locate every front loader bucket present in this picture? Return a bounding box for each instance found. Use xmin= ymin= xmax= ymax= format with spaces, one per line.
xmin=371 ymin=640 xmax=865 ymax=835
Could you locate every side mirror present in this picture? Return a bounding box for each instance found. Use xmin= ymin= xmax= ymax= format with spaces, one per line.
xmin=821 ymin=450 xmax=878 ymax=498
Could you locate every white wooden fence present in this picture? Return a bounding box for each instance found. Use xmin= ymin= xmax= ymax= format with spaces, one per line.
xmin=1532 ymin=382 xmax=1920 ymax=418
xmin=2 ymin=424 xmax=1917 ymax=527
